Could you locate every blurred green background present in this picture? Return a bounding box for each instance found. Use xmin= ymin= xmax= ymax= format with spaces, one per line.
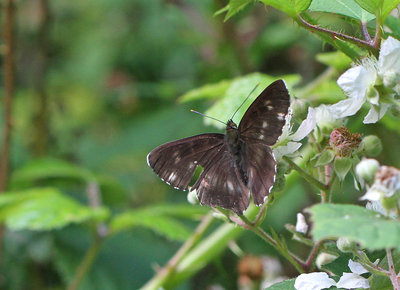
xmin=3 ymin=0 xmax=399 ymax=289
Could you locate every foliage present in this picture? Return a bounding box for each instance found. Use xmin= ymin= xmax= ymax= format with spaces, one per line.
xmin=1 ymin=0 xmax=400 ymax=289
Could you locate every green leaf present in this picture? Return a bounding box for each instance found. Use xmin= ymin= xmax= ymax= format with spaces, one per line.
xmin=316 ymin=51 xmax=352 ymax=71
xmin=10 ymin=158 xmax=95 ymax=186
xmin=223 ymin=0 xmax=253 ymax=21
xmin=307 ymin=204 xmax=400 ymax=251
xmin=179 ymin=79 xmax=232 ymax=102
xmin=385 ymin=15 xmax=400 ymax=39
xmin=261 ymin=0 xmax=311 ymax=16
xmin=382 ymin=0 xmax=400 ymax=20
xmin=369 ymin=250 xmax=400 ymax=289
xmin=308 ymin=0 xmax=375 ymax=21
xmin=315 ymin=150 xmax=335 ymax=167
xmin=109 ymin=209 xmax=193 ymax=241
xmin=0 ymin=188 xmax=109 ymax=230
xmin=334 ymin=157 xmax=352 ymax=181
xmin=266 ymin=278 xmax=295 ymax=289
xmin=353 ymin=0 xmax=378 ymax=15
xmin=204 ymin=73 xmax=300 ymax=129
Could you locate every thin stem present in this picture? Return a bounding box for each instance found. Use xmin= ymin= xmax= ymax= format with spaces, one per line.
xmin=237 ymin=215 xmax=304 ymax=273
xmin=67 ymin=238 xmax=102 ymax=290
xmin=284 ymin=156 xmax=328 ymax=191
xmin=303 ymin=241 xmax=322 ymax=272
xmin=141 ymin=214 xmax=214 ymax=290
xmin=298 ymin=14 xmax=374 ymax=49
xmin=361 ymin=21 xmax=372 ymax=42
xmin=355 ymin=250 xmax=390 ymax=276
xmin=387 ymin=249 xmax=400 ymax=290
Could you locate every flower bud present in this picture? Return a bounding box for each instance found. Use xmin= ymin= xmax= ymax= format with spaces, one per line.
xmin=316 ymin=253 xmax=337 ymax=269
xmin=355 ymin=158 xmax=380 ymax=183
xmin=360 ymin=135 xmax=382 ymax=157
xmin=295 ymin=213 xmax=308 ymax=234
xmin=187 ymin=190 xmax=199 ymax=205
xmin=329 ymin=127 xmax=361 ymax=157
xmin=290 ymin=98 xmax=309 ymax=121
xmin=383 ymin=70 xmax=400 ymax=89
xmin=337 ymin=237 xmax=357 ymax=253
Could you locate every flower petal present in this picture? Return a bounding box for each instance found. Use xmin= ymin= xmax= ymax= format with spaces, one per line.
xmin=360 ymin=187 xmax=382 ymax=201
xmin=336 ymin=273 xmax=370 ymax=289
xmin=363 ymin=104 xmax=390 ymax=124
xmin=348 ymin=260 xmax=368 ymax=275
xmin=291 ymin=107 xmax=316 ymax=141
xmin=329 ymin=98 xmax=365 ymax=118
xmin=294 ymin=272 xmax=336 ymax=290
xmin=273 ymin=142 xmax=302 ymax=159
xmin=378 ymin=36 xmax=400 ymax=74
xmin=338 ymin=64 xmax=376 ymax=100
xmin=295 ymin=213 xmax=308 ymax=234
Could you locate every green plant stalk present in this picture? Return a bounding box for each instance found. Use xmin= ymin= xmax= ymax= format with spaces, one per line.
xmin=67 ymin=238 xmax=102 ymax=290
xmin=284 ymin=156 xmax=327 ymax=191
xmin=140 ymin=214 xmax=214 ymax=290
xmin=166 ymin=218 xmax=245 ymax=287
xmin=239 ymin=215 xmax=304 ymax=273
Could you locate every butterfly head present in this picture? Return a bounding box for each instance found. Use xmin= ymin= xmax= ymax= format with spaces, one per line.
xmin=226 ymin=119 xmax=238 ymax=130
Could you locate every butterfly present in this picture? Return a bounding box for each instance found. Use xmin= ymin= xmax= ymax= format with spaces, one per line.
xmin=147 ymin=80 xmax=290 ymax=215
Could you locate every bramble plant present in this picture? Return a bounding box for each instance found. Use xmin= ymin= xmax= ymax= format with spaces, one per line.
xmin=143 ymin=1 xmax=400 ymax=289
xmin=1 ymin=0 xmax=400 ymax=289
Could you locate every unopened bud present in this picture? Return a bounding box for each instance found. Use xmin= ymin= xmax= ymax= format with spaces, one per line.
xmin=360 ymin=135 xmax=382 ymax=157
xmin=356 ymin=158 xmax=380 ymax=183
xmin=291 ymin=99 xmax=309 ymax=121
xmin=316 ymin=253 xmax=337 ymax=269
xmin=187 ymin=190 xmax=199 ymax=205
xmin=383 ymin=70 xmax=400 ymax=89
xmin=337 ymin=237 xmax=357 ymax=253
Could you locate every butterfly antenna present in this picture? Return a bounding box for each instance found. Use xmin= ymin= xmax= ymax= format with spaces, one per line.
xmin=230 ymin=84 xmax=259 ymax=120
xmin=190 ymin=110 xmax=226 ymax=126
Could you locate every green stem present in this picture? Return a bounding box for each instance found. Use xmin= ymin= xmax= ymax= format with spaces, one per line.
xmin=238 ymin=215 xmax=305 ymax=273
xmin=284 ymin=156 xmax=328 ymax=191
xmin=141 ymin=214 xmax=214 ymax=290
xmin=387 ymin=249 xmax=400 ymax=290
xmin=67 ymin=238 xmax=102 ymax=290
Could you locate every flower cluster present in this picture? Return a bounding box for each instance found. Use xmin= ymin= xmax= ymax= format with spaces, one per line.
xmin=356 ymin=159 xmax=400 ymax=217
xmin=330 ymin=36 xmax=400 ymax=124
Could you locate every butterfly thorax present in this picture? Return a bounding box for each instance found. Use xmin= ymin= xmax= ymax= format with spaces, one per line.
xmin=225 ymin=119 xmax=248 ymax=185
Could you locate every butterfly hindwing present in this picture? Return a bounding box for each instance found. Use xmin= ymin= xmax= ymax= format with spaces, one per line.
xmin=147 ymin=133 xmax=224 ymax=190
xmin=192 ymin=147 xmax=250 ymax=215
xmin=238 ymin=79 xmax=290 ymax=146
xmin=244 ymin=142 xmax=276 ymax=206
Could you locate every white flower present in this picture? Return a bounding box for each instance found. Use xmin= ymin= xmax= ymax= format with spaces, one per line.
xmin=331 ymin=36 xmax=400 ymax=124
xmin=294 ymin=272 xmax=336 ymax=290
xmin=295 ymin=213 xmax=308 ymax=234
xmin=361 ymin=165 xmax=400 ymax=201
xmin=336 ymin=273 xmax=370 ymax=289
xmin=314 ymin=104 xmax=344 ymax=132
xmin=294 ymin=260 xmax=370 ymax=290
xmin=273 ymin=107 xmax=316 ymax=159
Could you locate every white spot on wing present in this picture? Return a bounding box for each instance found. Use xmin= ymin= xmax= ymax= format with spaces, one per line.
xmin=267 ymin=105 xmax=273 ymax=110
xmin=194 ymin=161 xmax=198 ymax=164
xmin=277 ymin=112 xmax=285 ymax=120
xmin=264 ymin=100 xmax=271 ymax=105
xmin=146 ymin=153 xmax=151 ymax=167
xmin=258 ymin=135 xmax=265 ymax=140
xmin=227 ymin=180 xmax=234 ymax=191
xmin=262 ymin=121 xmax=268 ymax=128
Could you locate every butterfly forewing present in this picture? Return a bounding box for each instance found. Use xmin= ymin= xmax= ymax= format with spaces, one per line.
xmin=238 ymin=80 xmax=290 ymax=146
xmin=147 ymin=134 xmax=224 ymax=190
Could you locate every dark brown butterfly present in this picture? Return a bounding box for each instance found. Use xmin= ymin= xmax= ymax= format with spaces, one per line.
xmin=147 ymin=80 xmax=290 ymax=215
